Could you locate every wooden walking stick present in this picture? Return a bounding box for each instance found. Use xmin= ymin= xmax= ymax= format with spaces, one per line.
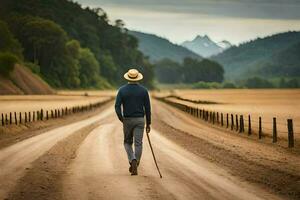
xmin=146 ymin=131 xmax=162 ymax=178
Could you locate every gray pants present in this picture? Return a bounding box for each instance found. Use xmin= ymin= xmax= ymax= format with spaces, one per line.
xmin=123 ymin=117 xmax=145 ymax=163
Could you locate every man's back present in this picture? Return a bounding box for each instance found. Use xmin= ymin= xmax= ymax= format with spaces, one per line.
xmin=115 ymin=83 xmax=151 ymax=125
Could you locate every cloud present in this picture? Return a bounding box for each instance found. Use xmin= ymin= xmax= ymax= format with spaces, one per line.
xmin=78 ymin=0 xmax=300 ymax=20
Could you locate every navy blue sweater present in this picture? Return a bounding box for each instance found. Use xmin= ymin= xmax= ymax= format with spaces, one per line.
xmin=115 ymin=83 xmax=151 ymax=125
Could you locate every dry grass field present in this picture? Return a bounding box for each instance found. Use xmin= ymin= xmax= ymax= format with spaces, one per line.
xmin=154 ymin=89 xmax=300 ymax=140
xmin=0 ymin=90 xmax=115 ymax=116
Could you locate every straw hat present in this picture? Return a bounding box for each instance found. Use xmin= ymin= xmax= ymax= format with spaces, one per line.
xmin=124 ymin=69 xmax=143 ymax=81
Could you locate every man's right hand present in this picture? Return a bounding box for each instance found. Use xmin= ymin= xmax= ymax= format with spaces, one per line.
xmin=146 ymin=125 xmax=151 ymax=134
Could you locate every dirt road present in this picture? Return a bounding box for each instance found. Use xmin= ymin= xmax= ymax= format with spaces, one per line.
xmin=0 ymin=101 xmax=294 ymax=200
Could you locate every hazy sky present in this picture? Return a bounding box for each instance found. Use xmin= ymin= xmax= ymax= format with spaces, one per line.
xmin=75 ymin=0 xmax=300 ymax=45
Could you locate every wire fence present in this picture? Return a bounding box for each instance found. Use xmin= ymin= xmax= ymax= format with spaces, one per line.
xmin=155 ymin=96 xmax=297 ymax=148
xmin=0 ymin=98 xmax=113 ymax=127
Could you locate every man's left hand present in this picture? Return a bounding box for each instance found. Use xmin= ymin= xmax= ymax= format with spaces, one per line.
xmin=146 ymin=125 xmax=151 ymax=134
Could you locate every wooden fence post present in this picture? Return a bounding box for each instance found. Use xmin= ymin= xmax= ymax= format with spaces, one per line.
xmin=1 ymin=113 xmax=4 ymax=126
xmin=241 ymin=115 xmax=245 ymax=132
xmin=239 ymin=115 xmax=243 ymax=133
xmin=212 ymin=112 xmax=215 ymax=124
xmin=287 ymin=119 xmax=294 ymax=148
xmin=19 ymin=112 xmax=22 ymax=124
xmin=32 ymin=111 xmax=35 ymax=121
xmin=207 ymin=111 xmax=209 ymax=121
xmin=51 ymin=110 xmax=54 ymax=118
xmin=14 ymin=112 xmax=17 ymax=125
xmin=248 ymin=115 xmax=252 ymax=135
xmin=273 ymin=117 xmax=277 ymax=143
xmin=55 ymin=110 xmax=57 ymax=118
xmin=259 ymin=117 xmax=262 ymax=139
xmin=221 ymin=113 xmax=224 ymax=126
xmin=5 ymin=114 xmax=8 ymax=125
xmin=226 ymin=113 xmax=229 ymax=128
xmin=10 ymin=112 xmax=12 ymax=125
xmin=217 ymin=112 xmax=219 ymax=123
xmin=41 ymin=109 xmax=44 ymax=121
xmin=29 ymin=112 xmax=31 ymax=122
xmin=235 ymin=114 xmax=239 ymax=131
xmin=46 ymin=111 xmax=49 ymax=120
xmin=231 ymin=114 xmax=234 ymax=130
xmin=25 ymin=112 xmax=27 ymax=123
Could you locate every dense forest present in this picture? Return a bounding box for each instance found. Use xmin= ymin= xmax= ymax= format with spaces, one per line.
xmin=155 ymin=58 xmax=224 ymax=84
xmin=212 ymin=31 xmax=300 ymax=80
xmin=247 ymin=41 xmax=300 ymax=78
xmin=0 ymin=0 xmax=154 ymax=89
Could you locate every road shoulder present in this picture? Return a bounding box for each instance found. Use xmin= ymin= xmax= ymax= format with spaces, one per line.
xmin=152 ymin=100 xmax=300 ymax=199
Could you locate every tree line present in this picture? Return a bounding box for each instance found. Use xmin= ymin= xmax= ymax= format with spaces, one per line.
xmin=155 ymin=57 xmax=224 ymax=84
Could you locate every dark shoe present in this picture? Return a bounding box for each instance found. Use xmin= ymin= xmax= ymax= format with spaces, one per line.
xmin=131 ymin=159 xmax=138 ymax=176
xmin=129 ymin=160 xmax=140 ymax=173
xmin=129 ymin=164 xmax=132 ymax=173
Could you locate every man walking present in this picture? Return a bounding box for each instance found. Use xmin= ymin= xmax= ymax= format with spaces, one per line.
xmin=115 ymin=69 xmax=151 ymax=176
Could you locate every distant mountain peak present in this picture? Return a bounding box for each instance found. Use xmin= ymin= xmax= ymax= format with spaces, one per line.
xmin=194 ymin=35 xmax=210 ymax=42
xmin=129 ymin=30 xmax=202 ymax=63
xmin=218 ymin=40 xmax=232 ymax=49
xmin=182 ymin=35 xmax=231 ymax=57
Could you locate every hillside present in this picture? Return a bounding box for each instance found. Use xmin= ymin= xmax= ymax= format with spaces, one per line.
xmin=212 ymin=31 xmax=300 ymax=79
xmin=248 ymin=41 xmax=300 ymax=78
xmin=0 ymin=64 xmax=54 ymax=95
xmin=0 ymin=0 xmax=154 ymax=88
xmin=182 ymin=35 xmax=231 ymax=57
xmin=129 ymin=31 xmax=202 ymax=63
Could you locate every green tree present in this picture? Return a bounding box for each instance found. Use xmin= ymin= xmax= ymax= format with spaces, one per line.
xmin=0 ymin=52 xmax=19 ymax=76
xmin=99 ymin=53 xmax=117 ymax=84
xmin=78 ymin=48 xmax=100 ymax=87
xmin=8 ymin=16 xmax=81 ymax=88
xmin=154 ymin=58 xmax=182 ymax=83
xmin=245 ymin=77 xmax=274 ymax=88
xmin=183 ymin=58 xmax=224 ymax=83
xmin=0 ymin=20 xmax=23 ymax=59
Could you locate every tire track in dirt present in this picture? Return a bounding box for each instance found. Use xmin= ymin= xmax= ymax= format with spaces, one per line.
xmin=0 ymin=107 xmax=113 ymax=200
xmin=7 ymin=122 xmax=101 ymax=200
